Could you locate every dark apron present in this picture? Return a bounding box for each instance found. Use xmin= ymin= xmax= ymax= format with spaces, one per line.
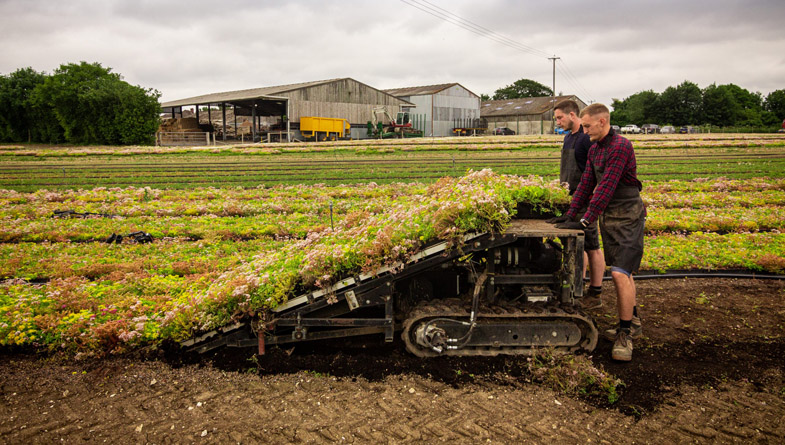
xmin=559 ymin=134 xmax=583 ymax=195
xmin=593 ymin=162 xmax=646 ymax=273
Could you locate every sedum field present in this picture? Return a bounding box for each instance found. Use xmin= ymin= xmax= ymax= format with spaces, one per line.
xmin=1 ymin=133 xmax=784 ymax=355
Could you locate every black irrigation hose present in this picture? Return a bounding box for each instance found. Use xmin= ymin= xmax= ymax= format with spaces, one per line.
xmin=608 ymin=271 xmax=785 ymax=281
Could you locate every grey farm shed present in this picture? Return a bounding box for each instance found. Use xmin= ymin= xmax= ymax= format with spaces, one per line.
xmin=481 ymin=95 xmax=587 ymax=135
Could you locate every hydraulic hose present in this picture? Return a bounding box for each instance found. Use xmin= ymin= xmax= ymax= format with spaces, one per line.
xmin=420 ymin=272 xmax=487 ymax=353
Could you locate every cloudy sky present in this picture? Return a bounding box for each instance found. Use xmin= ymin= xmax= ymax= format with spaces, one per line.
xmin=1 ymin=0 xmax=783 ymax=107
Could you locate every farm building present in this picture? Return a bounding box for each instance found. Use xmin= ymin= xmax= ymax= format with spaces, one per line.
xmin=481 ymin=95 xmax=588 ymax=135
xmin=159 ymin=78 xmax=413 ymax=142
xmin=382 ymin=83 xmax=481 ymax=137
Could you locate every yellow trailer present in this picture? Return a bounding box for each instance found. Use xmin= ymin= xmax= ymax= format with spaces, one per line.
xmin=300 ymin=116 xmax=351 ymax=141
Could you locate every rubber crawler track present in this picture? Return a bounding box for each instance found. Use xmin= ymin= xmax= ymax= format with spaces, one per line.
xmin=401 ymin=298 xmax=598 ymax=357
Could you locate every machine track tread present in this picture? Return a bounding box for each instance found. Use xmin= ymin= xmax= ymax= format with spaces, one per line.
xmin=401 ymin=298 xmax=598 ymax=357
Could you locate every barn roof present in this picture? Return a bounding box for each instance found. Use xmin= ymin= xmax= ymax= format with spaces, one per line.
xmin=481 ymin=95 xmax=585 ymax=117
xmin=383 ymin=83 xmax=479 ymax=98
xmin=161 ymin=78 xmax=412 ymax=110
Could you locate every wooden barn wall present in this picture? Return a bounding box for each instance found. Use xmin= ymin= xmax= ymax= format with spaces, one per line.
xmin=283 ymin=79 xmax=406 ymax=125
xmin=289 ymin=101 xmax=402 ymax=124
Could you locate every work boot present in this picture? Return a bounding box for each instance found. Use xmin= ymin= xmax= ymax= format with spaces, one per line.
xmin=581 ymin=286 xmax=603 ymax=310
xmin=603 ymin=315 xmax=642 ymax=341
xmin=612 ymin=329 xmax=633 ymax=362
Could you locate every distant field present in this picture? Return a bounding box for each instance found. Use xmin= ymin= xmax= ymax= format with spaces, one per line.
xmin=1 ymin=134 xmax=784 ymax=191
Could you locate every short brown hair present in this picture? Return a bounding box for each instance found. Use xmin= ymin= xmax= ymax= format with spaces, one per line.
xmin=554 ymin=99 xmax=580 ymax=115
xmin=579 ymin=103 xmax=610 ymax=118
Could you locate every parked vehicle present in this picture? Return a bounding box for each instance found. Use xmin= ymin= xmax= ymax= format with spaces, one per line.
xmin=493 ymin=127 xmax=516 ymax=135
xmin=640 ymin=124 xmax=659 ymax=134
xmin=679 ymin=126 xmax=697 ymax=134
xmin=660 ymin=125 xmax=676 ymax=134
xmin=621 ymin=124 xmax=641 ymax=134
xmin=611 ymin=125 xmax=621 ymax=133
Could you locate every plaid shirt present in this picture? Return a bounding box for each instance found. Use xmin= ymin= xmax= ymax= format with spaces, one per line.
xmin=566 ymin=129 xmax=643 ymax=224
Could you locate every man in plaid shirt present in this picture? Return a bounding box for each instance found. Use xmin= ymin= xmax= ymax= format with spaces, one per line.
xmin=550 ymin=103 xmax=646 ymax=362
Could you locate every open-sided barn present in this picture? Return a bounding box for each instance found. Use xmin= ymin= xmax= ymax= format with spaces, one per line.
xmin=160 ymin=78 xmax=413 ymax=142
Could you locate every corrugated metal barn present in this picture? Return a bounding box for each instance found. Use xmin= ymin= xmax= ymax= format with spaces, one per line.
xmin=383 ymin=83 xmax=481 ymax=137
xmin=160 ymin=78 xmax=412 ymax=141
xmin=481 ymin=95 xmax=588 ymax=135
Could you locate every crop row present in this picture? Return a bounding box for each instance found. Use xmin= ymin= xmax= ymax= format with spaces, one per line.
xmin=1 ymin=133 xmax=783 ymax=158
xmin=5 ymin=163 xmax=785 ymax=191
xmin=3 ymin=202 xmax=784 ymax=245
xmin=0 ymin=184 xmax=423 ymax=220
xmin=3 ymin=178 xmax=783 ymax=219
xmin=1 ymin=238 xmax=283 ymax=281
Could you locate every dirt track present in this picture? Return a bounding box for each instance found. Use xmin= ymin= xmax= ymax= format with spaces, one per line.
xmin=2 ymin=278 xmax=784 ymax=444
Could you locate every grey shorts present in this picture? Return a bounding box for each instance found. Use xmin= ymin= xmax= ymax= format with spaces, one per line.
xmin=599 ymin=195 xmax=646 ymax=274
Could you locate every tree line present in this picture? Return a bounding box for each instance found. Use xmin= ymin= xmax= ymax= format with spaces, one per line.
xmin=0 ymin=62 xmax=161 ymax=145
xmin=482 ymin=77 xmax=785 ymax=131
xmin=610 ymin=81 xmax=785 ymax=129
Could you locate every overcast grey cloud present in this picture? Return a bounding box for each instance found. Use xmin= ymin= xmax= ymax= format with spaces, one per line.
xmin=1 ymin=0 xmax=783 ymax=107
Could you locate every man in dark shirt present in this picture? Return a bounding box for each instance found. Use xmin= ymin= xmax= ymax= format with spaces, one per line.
xmin=553 ymin=103 xmax=646 ymax=362
xmin=552 ymin=100 xmax=605 ymax=310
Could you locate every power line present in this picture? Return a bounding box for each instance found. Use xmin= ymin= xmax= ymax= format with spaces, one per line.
xmin=399 ymin=0 xmax=550 ymax=59
xmin=557 ymin=59 xmax=595 ymax=103
xmin=411 ymin=0 xmax=551 ymax=58
xmin=557 ymin=65 xmax=594 ymax=104
xmin=399 ymin=0 xmax=595 ymax=101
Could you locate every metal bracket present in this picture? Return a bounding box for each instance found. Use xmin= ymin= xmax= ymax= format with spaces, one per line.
xmin=345 ymin=290 xmax=359 ymax=311
xmin=293 ymin=326 xmax=307 ymax=340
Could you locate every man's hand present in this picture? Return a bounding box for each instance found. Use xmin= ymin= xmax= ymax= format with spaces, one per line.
xmin=555 ymin=221 xmax=584 ymax=230
xmin=546 ymin=215 xmax=570 ymax=224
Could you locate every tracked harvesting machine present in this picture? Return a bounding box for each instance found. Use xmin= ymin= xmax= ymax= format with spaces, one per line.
xmin=184 ymin=211 xmax=598 ymax=358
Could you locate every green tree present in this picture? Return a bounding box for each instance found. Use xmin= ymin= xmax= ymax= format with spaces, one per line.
xmin=480 ymin=93 xmax=490 ymax=101
xmin=765 ymin=89 xmax=785 ymax=121
xmin=656 ymin=81 xmax=702 ymax=126
xmin=701 ymin=84 xmax=766 ymax=127
xmin=0 ymin=67 xmax=50 ymax=142
xmin=31 ymin=61 xmax=160 ymax=145
xmin=720 ymin=83 xmax=762 ymax=110
xmin=492 ymin=78 xmax=553 ymax=100
xmin=610 ymin=90 xmax=659 ymax=126
xmin=609 ymin=98 xmax=630 ymax=126
xmin=701 ymin=83 xmax=739 ymax=126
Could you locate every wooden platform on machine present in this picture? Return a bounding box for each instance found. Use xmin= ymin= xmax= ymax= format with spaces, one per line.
xmin=506 ymin=219 xmax=584 ymax=237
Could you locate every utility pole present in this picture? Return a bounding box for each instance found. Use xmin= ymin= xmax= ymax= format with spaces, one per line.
xmin=548 ymin=56 xmax=560 ymax=134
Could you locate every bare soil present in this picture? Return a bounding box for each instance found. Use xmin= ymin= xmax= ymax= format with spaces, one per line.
xmin=2 ymin=278 xmax=784 ymax=444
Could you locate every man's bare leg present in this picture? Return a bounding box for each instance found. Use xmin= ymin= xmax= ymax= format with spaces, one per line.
xmin=588 ymin=249 xmax=605 ymax=287
xmin=612 ymin=270 xmax=636 ymax=320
